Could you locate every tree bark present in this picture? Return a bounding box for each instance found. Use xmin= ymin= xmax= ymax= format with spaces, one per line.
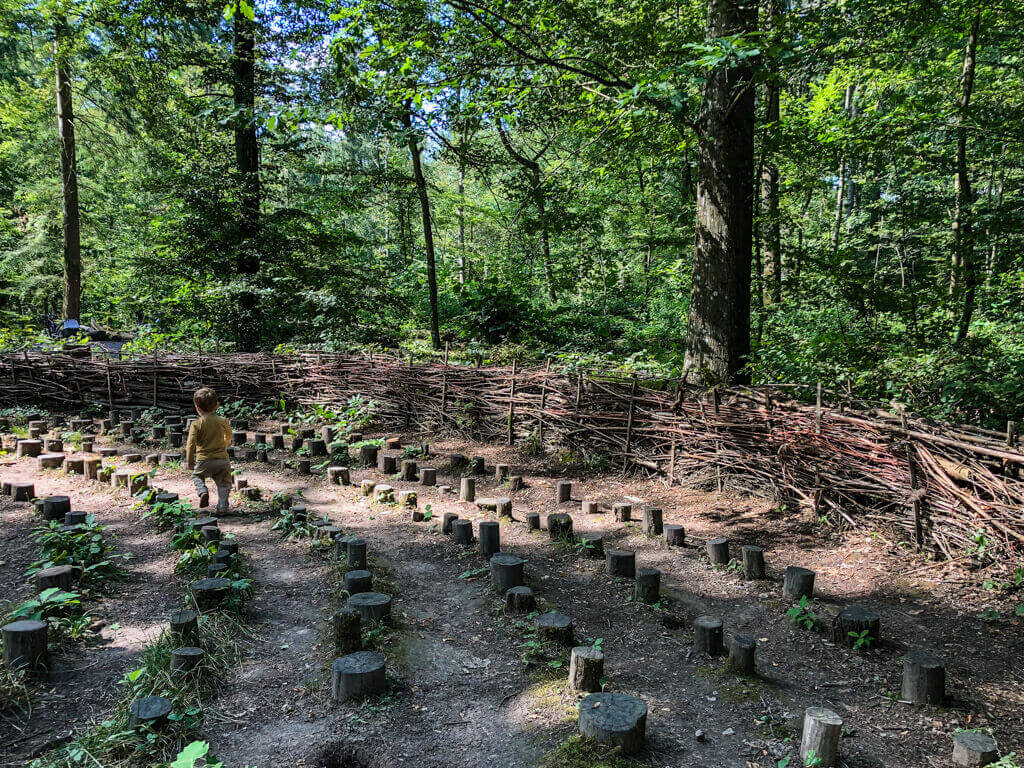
xmin=232 ymin=7 xmax=260 ymax=349
xmin=760 ymin=0 xmax=782 ymax=305
xmin=404 ymin=112 xmax=442 ymax=349
xmin=684 ymin=0 xmax=757 ymax=384
xmin=54 ymin=19 xmax=81 ymax=323
xmin=953 ymin=11 xmax=980 ymax=345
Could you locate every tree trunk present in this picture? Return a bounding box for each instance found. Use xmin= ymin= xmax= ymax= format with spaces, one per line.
xmin=684 ymin=0 xmax=757 ymax=385
xmin=831 ymin=83 xmax=856 ymax=256
xmin=54 ymin=20 xmax=81 ymax=323
xmin=953 ymin=11 xmax=980 ymax=345
xmin=760 ymin=4 xmax=782 ymax=305
xmin=457 ymin=159 xmax=467 ymax=285
xmin=232 ymin=8 xmax=260 ymax=349
xmin=405 ymin=113 xmax=441 ymax=349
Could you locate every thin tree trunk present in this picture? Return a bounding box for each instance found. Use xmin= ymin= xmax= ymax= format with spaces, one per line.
xmin=404 ymin=112 xmax=441 ymax=349
xmin=54 ymin=19 xmax=81 ymax=322
xmin=953 ymin=11 xmax=980 ymax=345
xmin=457 ymin=159 xmax=467 ymax=285
xmin=760 ymin=11 xmax=782 ymax=306
xmin=684 ymin=0 xmax=757 ymax=384
xmin=831 ymin=83 xmax=856 ymax=256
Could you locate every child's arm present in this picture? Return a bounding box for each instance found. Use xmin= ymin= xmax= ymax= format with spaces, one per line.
xmin=185 ymin=422 xmax=197 ymax=469
xmin=221 ymin=418 xmax=232 ymax=447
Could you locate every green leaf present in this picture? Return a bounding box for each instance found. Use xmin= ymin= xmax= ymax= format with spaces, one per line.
xmin=171 ymin=741 xmax=211 ymax=768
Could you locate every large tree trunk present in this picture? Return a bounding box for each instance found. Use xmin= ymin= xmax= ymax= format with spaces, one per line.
xmin=232 ymin=8 xmax=261 ymax=349
xmin=953 ymin=11 xmax=980 ymax=345
xmin=54 ymin=20 xmax=81 ymax=323
xmin=684 ymin=0 xmax=757 ymax=384
xmin=405 ymin=113 xmax=441 ymax=349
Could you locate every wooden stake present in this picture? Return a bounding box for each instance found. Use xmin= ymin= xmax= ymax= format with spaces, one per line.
xmin=623 ymin=379 xmax=638 ymax=471
xmin=537 ymin=358 xmax=550 ymax=442
xmin=506 ymin=360 xmax=517 ymax=446
xmin=907 ymin=442 xmax=924 ymax=549
xmin=106 ymin=358 xmax=114 ymax=421
xmin=152 ymin=346 xmax=158 ymax=408
xmin=815 ymin=382 xmax=822 ymax=433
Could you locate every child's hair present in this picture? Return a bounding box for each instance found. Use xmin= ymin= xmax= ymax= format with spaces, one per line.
xmin=193 ymin=387 xmax=219 ymax=413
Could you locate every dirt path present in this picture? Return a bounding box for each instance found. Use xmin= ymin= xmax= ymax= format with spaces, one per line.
xmin=3 ymin=423 xmax=1022 ymax=768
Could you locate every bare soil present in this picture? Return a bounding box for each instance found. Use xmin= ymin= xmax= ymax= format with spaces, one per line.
xmin=2 ymin=424 xmax=1022 ymax=768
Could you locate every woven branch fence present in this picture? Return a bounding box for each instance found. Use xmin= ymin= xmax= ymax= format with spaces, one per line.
xmin=3 ymin=348 xmax=1023 ymax=563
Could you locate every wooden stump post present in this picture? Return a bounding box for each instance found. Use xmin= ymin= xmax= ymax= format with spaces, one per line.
xmin=605 ymin=549 xmax=636 ymax=579
xmin=2 ymin=619 xmax=48 ymax=670
xmin=902 ymin=650 xmax=945 ymax=705
xmin=741 ymin=545 xmax=766 ymax=579
xmin=800 ymin=707 xmax=843 ymax=767
xmin=952 ymin=731 xmax=998 ymax=767
xmin=693 ymin=615 xmax=724 ymax=656
xmin=505 ymin=586 xmax=535 ymax=614
xmin=331 ymin=651 xmax=386 ymax=701
xmin=634 ymin=568 xmax=660 ymax=604
xmin=333 ymin=607 xmax=362 ymax=655
xmin=642 ymin=506 xmax=663 ymax=536
xmin=783 ymin=566 xmax=816 ymax=600
xmin=490 ymin=553 xmax=525 ymax=592
xmin=578 ymin=692 xmax=647 ymax=755
xmin=726 ymin=635 xmax=756 ymax=675
xmin=537 ymin=612 xmax=574 ymax=645
xmin=460 ymin=477 xmax=476 ymax=502
xmin=479 ymin=521 xmax=501 ymax=559
xmin=706 ymin=537 xmax=730 ymax=565
xmin=664 ymin=524 xmax=686 ymax=547
xmin=569 ymin=646 xmax=604 ymax=692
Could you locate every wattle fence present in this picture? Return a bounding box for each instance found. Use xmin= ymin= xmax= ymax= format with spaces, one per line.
xmin=3 ymin=348 xmax=1023 ymax=563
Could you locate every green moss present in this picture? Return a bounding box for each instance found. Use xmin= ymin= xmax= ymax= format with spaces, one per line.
xmin=538 ymin=736 xmax=643 ymax=768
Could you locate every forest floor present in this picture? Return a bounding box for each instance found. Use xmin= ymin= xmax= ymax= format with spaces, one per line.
xmin=1 ymin=422 xmax=1022 ymax=768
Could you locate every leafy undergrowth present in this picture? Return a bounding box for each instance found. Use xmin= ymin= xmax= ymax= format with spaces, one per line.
xmin=538 ymin=736 xmax=642 ymax=768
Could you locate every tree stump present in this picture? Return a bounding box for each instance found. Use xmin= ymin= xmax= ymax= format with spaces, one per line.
xmin=385 ymin=436 xmax=401 ymax=450
xmin=36 ymin=565 xmax=75 ymax=592
xmin=697 ymin=533 xmax=731 ymax=564
xmin=333 ymin=606 xmax=362 ymax=655
xmin=741 ymin=545 xmax=766 ymax=579
xmin=233 ymin=477 xmax=248 ymax=491
xmin=783 ymin=566 xmax=816 ymax=600
xmin=306 ymin=438 xmax=327 ymax=457
xmin=902 ymin=650 xmax=945 ymax=705
xmin=65 ymin=510 xmax=88 ymax=525
xmin=570 ymin=645 xmax=605 ymax=692
xmin=97 ymin=447 xmax=118 ymax=457
xmin=493 ymin=463 xmax=510 ymax=482
xmin=220 ymin=539 xmax=239 ymax=556
xmin=359 ymin=445 xmax=378 ymax=467
xmin=605 ymin=549 xmax=635 ymax=579
xmin=37 ymin=453 xmax=66 ymax=471
xmin=581 ymin=500 xmax=599 ymax=515
xmin=537 ymin=612 xmax=574 ymax=645
xmin=332 ymin=651 xmax=386 ymax=701
xmin=191 ymin=577 xmax=231 ymax=611
xmin=452 ymin=519 xmax=474 ymax=546
xmin=347 ymin=539 xmax=368 ymax=570
xmin=296 ymin=458 xmax=311 ymax=475
xmin=420 ymin=467 xmax=436 ymax=486
xmin=442 ymin=512 xmax=459 ymax=535
xmin=41 ymin=495 xmax=71 ymax=521
xmin=241 ymin=486 xmax=261 ymax=501
xmin=360 ymin=480 xmax=376 ymax=497
xmin=505 ymin=586 xmax=535 ymax=614
xmin=664 ymin=524 xmax=686 ymax=547
xmin=43 ymin=438 xmax=64 ymax=453
xmin=694 ymin=615 xmax=724 ymax=656
xmin=270 ymin=434 xmax=285 ymax=450
xmin=2 ymin=619 xmax=48 ymax=670
xmin=325 ymin=466 xmax=349 ymax=486
xmin=213 ymin=549 xmax=233 ymax=567
xmin=832 ymin=605 xmax=881 ymax=648
xmin=459 ymin=477 xmax=476 ymax=502
xmin=230 ymin=431 xmax=247 ymax=448
xmin=374 ymin=485 xmax=394 ymax=503
xmin=479 ymin=521 xmax=501 ymax=559
xmin=83 ymin=457 xmax=100 ymax=480
xmin=201 ymin=525 xmax=221 ymax=545
xmin=642 ymin=507 xmax=663 ymax=536
xmin=168 ymin=431 xmax=184 ymax=448
xmin=345 ymin=569 xmax=373 ymax=595
xmin=130 ymin=696 xmax=172 ymax=730
xmin=397 ymin=490 xmax=417 ymax=508
xmin=508 ymin=475 xmax=524 ymax=491
xmin=374 ymin=454 xmax=394 ymax=475
xmin=496 ymin=497 xmax=512 ymax=518
xmin=578 ymin=693 xmax=647 ymax=755
xmin=16 ymin=439 xmax=42 ymax=457
xmin=952 ymin=731 xmax=999 ymax=767
xmin=726 ymin=635 xmax=756 ymax=675
xmin=65 ymin=457 xmax=85 ymax=475
xmin=347 ymin=592 xmax=391 ymax=623
xmin=556 ymin=480 xmax=572 ymax=503
xmin=634 ymin=568 xmax=660 ymax=604
xmin=206 ymin=563 xmax=229 ymax=578
xmin=81 ymin=440 xmax=93 ymax=453
xmin=160 ymin=453 xmax=183 ymax=466
xmin=800 ymin=707 xmax=843 ymax=767
xmin=169 ymin=609 xmax=199 ymax=644
xmin=449 ymin=453 xmax=469 ymax=469
xmin=151 ymin=424 xmax=166 ymax=440
xmin=579 ymin=532 xmax=604 ymax=558
xmin=400 ymin=459 xmax=418 ymax=481
xmin=547 ymin=513 xmax=573 ymax=541
xmin=469 ymin=456 xmax=486 ymax=475
xmin=490 ymin=553 xmax=524 ymax=591
xmin=170 ymin=647 xmax=204 ymax=679
xmin=11 ymin=482 xmax=34 ymax=501
xmin=526 ymin=512 xmax=540 ymax=531
xmin=123 ymin=452 xmax=142 ymax=463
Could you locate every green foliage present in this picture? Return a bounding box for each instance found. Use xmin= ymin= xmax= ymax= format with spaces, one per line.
xmin=142 ymin=499 xmax=196 ymax=531
xmin=786 ymin=596 xmax=819 ymax=631
xmin=29 ymin=517 xmax=130 ymax=587
xmin=848 ymin=629 xmax=873 ymax=651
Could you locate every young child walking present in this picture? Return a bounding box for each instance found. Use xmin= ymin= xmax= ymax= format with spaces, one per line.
xmin=185 ymin=387 xmax=233 ymax=512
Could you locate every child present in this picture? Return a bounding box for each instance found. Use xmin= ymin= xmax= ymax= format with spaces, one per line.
xmin=185 ymin=387 xmax=233 ymax=512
